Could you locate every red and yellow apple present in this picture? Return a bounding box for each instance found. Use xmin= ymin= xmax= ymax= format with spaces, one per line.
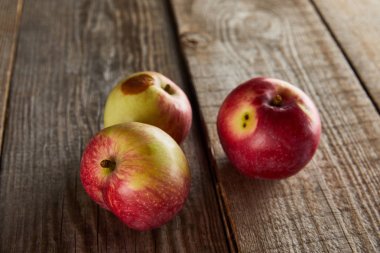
xmin=217 ymin=77 xmax=321 ymax=179
xmin=103 ymin=71 xmax=192 ymax=143
xmin=80 ymin=122 xmax=191 ymax=231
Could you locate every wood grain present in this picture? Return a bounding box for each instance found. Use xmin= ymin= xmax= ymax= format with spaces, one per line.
xmin=312 ymin=0 xmax=380 ymax=110
xmin=0 ymin=0 xmax=23 ymax=153
xmin=0 ymin=0 xmax=229 ymax=252
xmin=171 ymin=0 xmax=380 ymax=251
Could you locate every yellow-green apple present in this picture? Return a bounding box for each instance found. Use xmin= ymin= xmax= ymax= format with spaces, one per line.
xmin=80 ymin=122 xmax=191 ymax=231
xmin=103 ymin=71 xmax=192 ymax=143
xmin=217 ymin=77 xmax=321 ymax=179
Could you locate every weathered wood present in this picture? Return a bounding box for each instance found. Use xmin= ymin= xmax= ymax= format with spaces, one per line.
xmin=0 ymin=0 xmax=229 ymax=252
xmin=312 ymin=0 xmax=380 ymax=110
xmin=171 ymin=0 xmax=380 ymax=251
xmin=0 ymin=0 xmax=23 ymax=153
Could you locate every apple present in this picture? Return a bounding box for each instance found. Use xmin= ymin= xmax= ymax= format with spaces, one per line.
xmin=217 ymin=77 xmax=321 ymax=179
xmin=80 ymin=122 xmax=191 ymax=231
xmin=103 ymin=71 xmax=192 ymax=143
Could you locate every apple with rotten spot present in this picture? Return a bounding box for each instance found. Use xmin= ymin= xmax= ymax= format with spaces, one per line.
xmin=80 ymin=122 xmax=190 ymax=231
xmin=217 ymin=77 xmax=321 ymax=179
xmin=104 ymin=71 xmax=192 ymax=144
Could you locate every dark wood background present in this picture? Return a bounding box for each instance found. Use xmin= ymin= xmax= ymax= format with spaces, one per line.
xmin=0 ymin=0 xmax=379 ymax=252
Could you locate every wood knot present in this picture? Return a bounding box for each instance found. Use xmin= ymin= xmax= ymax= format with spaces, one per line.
xmin=180 ymin=32 xmax=211 ymax=49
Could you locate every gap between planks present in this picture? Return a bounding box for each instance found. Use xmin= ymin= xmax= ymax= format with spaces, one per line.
xmin=0 ymin=0 xmax=24 ymax=155
xmin=308 ymin=0 xmax=380 ymax=114
xmin=165 ymin=0 xmax=238 ymax=251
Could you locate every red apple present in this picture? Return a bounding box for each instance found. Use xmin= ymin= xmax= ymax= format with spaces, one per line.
xmin=103 ymin=71 xmax=192 ymax=143
xmin=217 ymin=77 xmax=321 ymax=179
xmin=80 ymin=122 xmax=191 ymax=231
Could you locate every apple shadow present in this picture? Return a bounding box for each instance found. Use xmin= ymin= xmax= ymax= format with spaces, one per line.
xmin=62 ymin=157 xmax=195 ymax=251
xmin=62 ymin=162 xmax=155 ymax=250
xmin=216 ymin=158 xmax=286 ymax=202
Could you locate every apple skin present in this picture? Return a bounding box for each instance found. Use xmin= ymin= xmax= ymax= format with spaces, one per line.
xmin=103 ymin=71 xmax=192 ymax=144
xmin=80 ymin=122 xmax=191 ymax=231
xmin=217 ymin=77 xmax=321 ymax=179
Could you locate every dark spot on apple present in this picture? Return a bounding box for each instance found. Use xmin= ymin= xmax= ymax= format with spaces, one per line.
xmin=243 ymin=123 xmax=247 ymax=128
xmin=163 ymin=84 xmax=175 ymax=95
xmin=244 ymin=114 xmax=249 ymax=120
xmin=121 ymin=74 xmax=154 ymax=94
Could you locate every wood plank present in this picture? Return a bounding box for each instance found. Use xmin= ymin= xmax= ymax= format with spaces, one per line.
xmin=0 ymin=0 xmax=23 ymax=153
xmin=312 ymin=0 xmax=380 ymax=110
xmin=171 ymin=0 xmax=380 ymax=251
xmin=0 ymin=0 xmax=229 ymax=252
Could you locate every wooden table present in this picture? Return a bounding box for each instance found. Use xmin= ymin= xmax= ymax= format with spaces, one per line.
xmin=0 ymin=0 xmax=379 ymax=252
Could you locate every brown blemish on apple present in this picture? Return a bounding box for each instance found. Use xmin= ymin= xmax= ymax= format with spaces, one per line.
xmin=121 ymin=74 xmax=154 ymax=94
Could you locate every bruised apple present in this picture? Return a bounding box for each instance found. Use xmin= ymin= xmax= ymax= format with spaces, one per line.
xmin=103 ymin=71 xmax=192 ymax=143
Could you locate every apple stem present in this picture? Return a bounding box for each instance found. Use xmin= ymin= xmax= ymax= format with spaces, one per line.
xmin=100 ymin=159 xmax=116 ymax=171
xmin=271 ymin=94 xmax=283 ymax=107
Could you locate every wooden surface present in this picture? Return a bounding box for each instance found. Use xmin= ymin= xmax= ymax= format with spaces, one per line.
xmin=172 ymin=0 xmax=380 ymax=252
xmin=313 ymin=0 xmax=380 ymax=110
xmin=0 ymin=0 xmax=379 ymax=252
